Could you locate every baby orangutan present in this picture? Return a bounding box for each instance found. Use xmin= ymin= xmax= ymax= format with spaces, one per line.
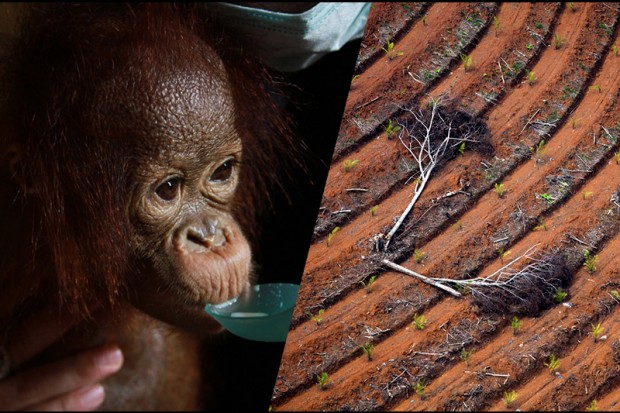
xmin=0 ymin=3 xmax=300 ymax=410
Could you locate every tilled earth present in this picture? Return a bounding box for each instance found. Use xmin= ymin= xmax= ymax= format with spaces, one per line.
xmin=272 ymin=2 xmax=620 ymax=411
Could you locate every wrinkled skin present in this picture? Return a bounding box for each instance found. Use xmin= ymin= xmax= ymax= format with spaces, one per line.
xmin=93 ymin=48 xmax=253 ymax=333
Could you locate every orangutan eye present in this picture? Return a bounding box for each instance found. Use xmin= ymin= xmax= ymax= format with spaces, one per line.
xmin=155 ymin=177 xmax=181 ymax=201
xmin=209 ymin=160 xmax=234 ymax=182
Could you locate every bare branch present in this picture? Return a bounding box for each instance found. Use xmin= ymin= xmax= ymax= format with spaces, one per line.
xmin=381 ymin=97 xmax=486 ymax=250
xmin=384 ymin=245 xmax=572 ymax=316
xmin=382 ymin=259 xmax=462 ymax=297
xmin=355 ymin=96 xmax=380 ymax=111
xmin=520 ymin=108 xmax=541 ymax=134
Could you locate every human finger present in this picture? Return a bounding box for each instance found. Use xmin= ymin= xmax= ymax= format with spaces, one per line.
xmin=0 ymin=343 xmax=122 ymax=411
xmin=25 ymin=384 xmax=105 ymax=412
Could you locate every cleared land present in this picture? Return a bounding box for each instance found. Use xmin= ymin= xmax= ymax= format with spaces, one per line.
xmin=272 ymin=2 xmax=620 ymax=411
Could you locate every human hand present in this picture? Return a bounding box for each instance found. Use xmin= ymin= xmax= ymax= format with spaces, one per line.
xmin=0 ymin=308 xmax=123 ymax=411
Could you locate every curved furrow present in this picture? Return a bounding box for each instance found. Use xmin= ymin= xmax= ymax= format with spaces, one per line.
xmin=273 ymin=3 xmax=620 ymax=410
xmin=291 ymin=3 xmax=618 ymax=325
xmin=312 ymin=2 xmax=574 ymax=242
xmin=384 ymin=1 xmax=619 ymax=255
xmin=277 ymin=151 xmax=620 ymax=411
xmin=276 ymin=129 xmax=620 ymax=408
xmin=489 ymin=301 xmax=620 ymax=411
xmin=427 ymin=2 xmax=565 ymax=115
xmin=354 ymin=2 xmax=429 ymax=73
xmin=411 ymin=186 xmax=620 ymax=411
xmin=592 ymin=346 xmax=620 ymax=411
xmin=333 ymin=2 xmax=499 ymax=161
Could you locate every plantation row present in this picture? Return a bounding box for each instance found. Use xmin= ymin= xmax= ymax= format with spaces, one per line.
xmin=273 ymin=3 xmax=620 ymax=411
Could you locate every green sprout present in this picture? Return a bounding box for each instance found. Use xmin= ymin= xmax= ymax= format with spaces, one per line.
xmin=511 ymin=316 xmax=523 ymax=335
xmin=526 ymin=69 xmax=537 ymax=85
xmin=421 ymin=14 xmax=427 ymax=26
xmin=365 ymin=275 xmax=377 ymax=293
xmin=458 ymin=141 xmax=466 ymax=155
xmin=497 ymin=248 xmax=512 ymax=263
xmin=453 ymin=282 xmax=471 ymax=296
xmin=382 ymin=40 xmax=395 ymax=54
xmin=384 ymin=119 xmax=402 ymax=138
xmin=412 ymin=379 xmax=426 ymax=398
xmin=452 ymin=220 xmax=463 ymax=231
xmin=414 ymin=249 xmax=426 ymax=264
xmin=589 ymin=85 xmax=602 ymax=93
xmin=538 ymin=192 xmax=555 ymax=204
xmin=612 ymin=45 xmax=619 ymax=56
xmin=412 ymin=313 xmax=427 ymax=330
xmin=553 ymin=33 xmax=564 ymax=49
xmin=566 ymin=2 xmax=575 ymax=12
xmin=583 ymin=250 xmax=598 ymax=274
xmin=460 ymin=348 xmax=474 ymax=365
xmin=582 ymin=191 xmax=593 ymax=200
xmin=532 ymin=139 xmax=545 ymax=157
xmin=571 ymin=116 xmax=578 ymax=130
xmin=382 ymin=40 xmax=404 ymax=60
xmin=317 ymin=371 xmax=329 ymax=389
xmin=544 ymin=353 xmax=561 ymax=373
xmin=533 ymin=218 xmax=547 ymax=231
xmin=611 ymin=290 xmax=620 ymax=301
xmin=460 ymin=53 xmax=473 ymax=71
xmin=370 ymin=205 xmax=379 ymax=216
xmin=343 ymin=159 xmax=359 ymax=172
xmin=526 ymin=43 xmax=534 ymax=51
xmin=361 ymin=342 xmax=375 ymax=361
xmin=426 ymin=96 xmax=441 ymax=108
xmin=614 ymin=152 xmax=620 ymax=165
xmin=538 ymin=193 xmax=555 ymax=204
xmin=494 ymin=182 xmax=506 ymax=198
xmin=309 ymin=309 xmax=324 ymax=325
xmin=326 ymin=226 xmax=340 ymax=247
xmin=586 ymin=399 xmax=598 ymax=412
xmin=503 ymin=390 xmax=518 ymax=407
xmin=493 ymin=16 xmax=501 ymax=36
xmin=553 ymin=287 xmax=568 ymax=303
xmin=591 ymin=322 xmax=604 ymax=341
xmin=598 ymin=22 xmax=613 ymax=36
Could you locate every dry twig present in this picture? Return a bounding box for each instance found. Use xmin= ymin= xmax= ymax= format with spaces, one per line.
xmin=381 ymin=97 xmax=488 ymax=250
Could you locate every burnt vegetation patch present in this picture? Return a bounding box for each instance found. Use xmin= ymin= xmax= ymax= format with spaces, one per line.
xmin=396 ymin=99 xmax=494 ymax=164
xmin=378 ymin=98 xmax=493 ymax=251
xmin=313 ymin=100 xmax=494 ymax=244
xmin=470 ymin=251 xmax=572 ymax=317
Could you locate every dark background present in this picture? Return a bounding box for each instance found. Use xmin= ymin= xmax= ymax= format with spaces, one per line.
xmin=202 ymin=37 xmax=363 ymax=411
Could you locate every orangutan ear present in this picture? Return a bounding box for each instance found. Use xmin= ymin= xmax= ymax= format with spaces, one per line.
xmin=6 ymin=144 xmax=36 ymax=195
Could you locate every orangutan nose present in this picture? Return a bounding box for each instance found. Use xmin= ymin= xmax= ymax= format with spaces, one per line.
xmin=181 ymin=219 xmax=226 ymax=251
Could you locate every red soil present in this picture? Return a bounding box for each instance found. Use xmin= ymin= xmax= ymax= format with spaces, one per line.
xmin=272 ymin=2 xmax=620 ymax=411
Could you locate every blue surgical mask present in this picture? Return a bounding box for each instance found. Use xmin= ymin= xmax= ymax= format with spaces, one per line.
xmin=205 ymin=2 xmax=371 ymax=72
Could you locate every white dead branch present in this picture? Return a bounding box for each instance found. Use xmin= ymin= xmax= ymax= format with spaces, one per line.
xmin=383 ymin=244 xmax=563 ymax=305
xmin=382 ymin=97 xmax=479 ymax=250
